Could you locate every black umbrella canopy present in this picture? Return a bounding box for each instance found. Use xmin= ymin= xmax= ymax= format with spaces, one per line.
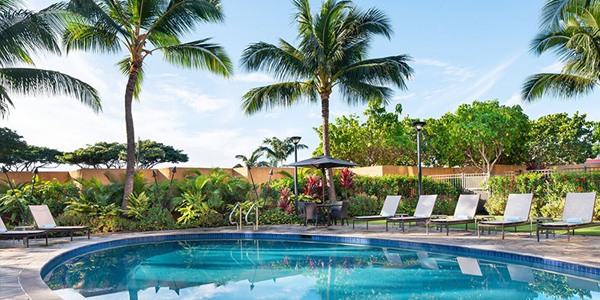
xmin=286 ymin=156 xmax=358 ymax=169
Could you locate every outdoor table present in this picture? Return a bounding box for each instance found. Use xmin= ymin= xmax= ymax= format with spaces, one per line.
xmin=531 ymin=217 xmax=555 ymax=237
xmin=316 ymin=203 xmax=342 ymax=226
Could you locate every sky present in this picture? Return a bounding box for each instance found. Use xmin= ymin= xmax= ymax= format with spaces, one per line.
xmin=2 ymin=0 xmax=597 ymax=171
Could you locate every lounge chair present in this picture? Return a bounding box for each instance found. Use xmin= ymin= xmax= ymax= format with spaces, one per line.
xmin=477 ymin=193 xmax=533 ymax=239
xmin=29 ymin=205 xmax=90 ymax=241
xmin=352 ymin=195 xmax=401 ymax=230
xmin=426 ymin=194 xmax=480 ymax=235
xmin=386 ymin=194 xmax=437 ymax=232
xmin=537 ymin=192 xmax=598 ymax=242
xmin=0 ymin=218 xmax=47 ymax=247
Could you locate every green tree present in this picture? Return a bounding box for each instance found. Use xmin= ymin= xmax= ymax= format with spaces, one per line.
xmin=234 ymin=149 xmax=270 ymax=168
xmin=58 ymin=142 xmax=125 ymax=169
xmin=523 ymin=0 xmax=600 ymax=101
xmin=0 ymin=127 xmax=26 ymax=169
xmin=131 ymin=139 xmax=189 ymax=169
xmin=241 ymin=0 xmax=413 ymax=202
xmin=527 ymin=112 xmax=597 ymax=166
xmin=0 ymin=1 xmax=101 ymax=118
xmin=260 ymin=137 xmax=308 ymax=167
xmin=63 ymin=0 xmax=234 ymax=209
xmin=11 ymin=145 xmax=63 ymax=171
xmin=427 ymin=100 xmax=530 ymax=173
xmin=314 ymin=103 xmax=412 ymax=166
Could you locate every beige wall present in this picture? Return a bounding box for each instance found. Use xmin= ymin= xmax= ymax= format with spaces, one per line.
xmin=0 ymin=164 xmax=530 ymax=186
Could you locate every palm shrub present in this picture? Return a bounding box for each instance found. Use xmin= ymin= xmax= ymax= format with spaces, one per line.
xmin=125 ymin=192 xmax=151 ymax=220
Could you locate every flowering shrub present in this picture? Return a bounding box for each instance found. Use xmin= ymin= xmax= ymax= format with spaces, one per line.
xmin=487 ymin=171 xmax=600 ymax=219
xmin=339 ymin=168 xmax=355 ymax=200
xmin=347 ymin=193 xmax=381 ymax=217
xmin=187 ymin=212 xmax=228 ymax=228
xmin=396 ymin=195 xmax=457 ymax=216
xmin=259 ymin=208 xmax=301 ymax=225
xmin=353 ymin=175 xmax=461 ymax=201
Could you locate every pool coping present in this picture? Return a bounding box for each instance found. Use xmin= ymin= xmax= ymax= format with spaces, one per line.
xmin=22 ymin=228 xmax=600 ymax=299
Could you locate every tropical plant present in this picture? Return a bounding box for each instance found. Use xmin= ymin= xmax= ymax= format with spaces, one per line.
xmin=339 ymin=168 xmax=354 ymax=200
xmin=523 ymin=0 xmax=600 ymax=101
xmin=0 ymin=1 xmax=101 ymax=119
xmin=130 ymin=139 xmax=189 ymax=169
xmin=125 ymin=191 xmax=151 ymax=220
xmin=58 ymin=142 xmax=126 ymax=169
xmin=63 ymin=0 xmax=234 ymax=208
xmin=11 ymin=145 xmax=63 ymax=171
xmin=260 ymin=137 xmax=308 ymax=167
xmin=234 ymin=148 xmax=270 ymax=168
xmin=240 ymin=0 xmax=414 ymax=202
xmin=0 ymin=127 xmax=27 ymax=169
xmin=65 ymin=178 xmax=122 ymax=218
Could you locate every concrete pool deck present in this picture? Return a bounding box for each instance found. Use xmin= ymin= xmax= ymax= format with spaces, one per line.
xmin=2 ymin=223 xmax=600 ymax=300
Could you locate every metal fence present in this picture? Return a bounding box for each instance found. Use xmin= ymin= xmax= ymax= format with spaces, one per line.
xmin=428 ymin=165 xmax=600 ymax=191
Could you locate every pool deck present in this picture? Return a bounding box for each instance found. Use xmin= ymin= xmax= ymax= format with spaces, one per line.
xmin=2 ymin=223 xmax=600 ymax=300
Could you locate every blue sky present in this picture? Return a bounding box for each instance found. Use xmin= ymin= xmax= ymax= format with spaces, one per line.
xmin=2 ymin=0 xmax=595 ymax=170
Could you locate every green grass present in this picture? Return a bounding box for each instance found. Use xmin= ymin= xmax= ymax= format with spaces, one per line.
xmin=351 ymin=216 xmax=600 ymax=236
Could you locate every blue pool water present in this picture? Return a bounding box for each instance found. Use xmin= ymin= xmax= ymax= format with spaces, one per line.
xmin=44 ymin=239 xmax=600 ymax=300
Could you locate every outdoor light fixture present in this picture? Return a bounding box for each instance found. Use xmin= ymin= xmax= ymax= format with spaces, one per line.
xmin=165 ymin=166 xmax=177 ymax=208
xmin=412 ymin=121 xmax=427 ymax=195
xmin=2 ymin=167 xmax=28 ymax=223
xmin=28 ymin=167 xmax=39 ymax=207
xmin=291 ymin=136 xmax=301 ymax=215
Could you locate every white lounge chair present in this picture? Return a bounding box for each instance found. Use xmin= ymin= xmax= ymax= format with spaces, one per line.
xmin=29 ymin=205 xmax=90 ymax=241
xmin=0 ymin=218 xmax=47 ymax=247
xmin=386 ymin=194 xmax=437 ymax=232
xmin=426 ymin=194 xmax=480 ymax=235
xmin=536 ymin=192 xmax=598 ymax=242
xmin=352 ymin=195 xmax=401 ymax=230
xmin=477 ymin=193 xmax=533 ymax=239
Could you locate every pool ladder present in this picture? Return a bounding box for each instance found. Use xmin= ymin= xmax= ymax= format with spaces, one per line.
xmin=229 ymin=203 xmax=259 ymax=231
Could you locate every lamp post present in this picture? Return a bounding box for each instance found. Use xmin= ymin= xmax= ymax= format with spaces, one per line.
xmin=291 ymin=136 xmax=301 ymax=215
xmin=2 ymin=167 xmax=28 ymax=223
xmin=412 ymin=121 xmax=426 ymax=195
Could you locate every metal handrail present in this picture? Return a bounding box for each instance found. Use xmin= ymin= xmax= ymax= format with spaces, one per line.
xmin=229 ymin=203 xmax=241 ymax=231
xmin=245 ymin=203 xmax=259 ymax=230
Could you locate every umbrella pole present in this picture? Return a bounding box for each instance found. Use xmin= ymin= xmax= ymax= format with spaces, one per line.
xmin=321 ymin=168 xmax=326 ymax=204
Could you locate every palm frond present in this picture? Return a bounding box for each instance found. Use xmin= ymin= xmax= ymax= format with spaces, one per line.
xmin=0 ymin=84 xmax=13 ymax=118
xmin=160 ymin=38 xmax=233 ymax=77
xmin=337 ymin=81 xmax=392 ymax=106
xmin=240 ymin=40 xmax=310 ymax=80
xmin=522 ymin=72 xmax=597 ymax=101
xmin=540 ymin=0 xmax=589 ymax=30
xmin=0 ymin=9 xmax=61 ymax=66
xmin=66 ymin=0 xmax=129 ymax=37
xmin=241 ymin=81 xmax=318 ymax=115
xmin=339 ymin=55 xmax=414 ymax=90
xmin=150 ymin=0 xmax=224 ymax=37
xmin=63 ymin=21 xmax=122 ymax=53
xmin=0 ymin=68 xmax=101 ymax=115
xmin=116 ymin=57 xmax=144 ymax=100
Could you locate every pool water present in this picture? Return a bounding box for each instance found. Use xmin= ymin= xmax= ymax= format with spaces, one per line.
xmin=45 ymin=239 xmax=600 ymax=300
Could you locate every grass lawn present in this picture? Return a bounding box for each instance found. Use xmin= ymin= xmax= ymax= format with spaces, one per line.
xmin=351 ymin=216 xmax=600 ymax=236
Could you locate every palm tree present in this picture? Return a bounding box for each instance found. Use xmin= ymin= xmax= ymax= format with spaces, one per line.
xmin=523 ymin=0 xmax=600 ymax=101
xmin=0 ymin=1 xmax=101 ymax=118
xmin=234 ymin=149 xmax=270 ymax=168
xmin=240 ymin=0 xmax=413 ymax=202
xmin=260 ymin=137 xmax=308 ymax=167
xmin=63 ymin=0 xmax=234 ymax=209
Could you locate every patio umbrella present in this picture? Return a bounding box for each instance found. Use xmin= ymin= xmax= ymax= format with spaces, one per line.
xmin=286 ymin=156 xmax=358 ymax=202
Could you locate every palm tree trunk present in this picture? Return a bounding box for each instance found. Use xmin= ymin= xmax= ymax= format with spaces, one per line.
xmin=321 ymin=92 xmax=336 ymax=203
xmin=122 ymin=65 xmax=140 ymax=210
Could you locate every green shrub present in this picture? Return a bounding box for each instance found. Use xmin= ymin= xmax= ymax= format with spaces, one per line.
xmin=258 ymin=208 xmax=301 ymax=225
xmin=354 ymin=175 xmax=462 ymax=201
xmin=487 ymin=171 xmax=600 ymax=219
xmin=187 ymin=212 xmax=228 ymax=228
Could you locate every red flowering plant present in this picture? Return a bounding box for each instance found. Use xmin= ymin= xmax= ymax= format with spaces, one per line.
xmin=277 ymin=187 xmax=294 ymax=214
xmin=303 ymin=174 xmax=323 ymax=202
xmin=339 ymin=168 xmax=355 ymax=200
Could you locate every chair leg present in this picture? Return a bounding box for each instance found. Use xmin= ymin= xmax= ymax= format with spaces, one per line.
xmin=70 ymin=230 xmax=73 ymax=241
xmin=446 ymin=225 xmax=449 ymax=236
xmin=502 ymin=227 xmax=505 ymax=240
xmin=88 ymin=228 xmax=90 ymax=239
xmin=352 ymin=219 xmax=355 ymax=229
xmin=477 ymin=225 xmax=481 ymax=238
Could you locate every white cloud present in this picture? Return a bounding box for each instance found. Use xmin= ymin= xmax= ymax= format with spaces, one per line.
xmin=393 ymin=93 xmax=416 ymax=100
xmin=414 ymin=58 xmax=475 ymax=82
xmin=504 ymin=92 xmax=522 ymax=106
xmin=462 ymin=54 xmax=521 ymax=102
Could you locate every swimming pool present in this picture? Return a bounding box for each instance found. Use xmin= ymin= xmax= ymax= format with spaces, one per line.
xmin=43 ymin=234 xmax=600 ymax=300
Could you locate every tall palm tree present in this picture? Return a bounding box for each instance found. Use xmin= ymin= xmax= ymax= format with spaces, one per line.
xmin=240 ymin=0 xmax=413 ymax=202
xmin=234 ymin=149 xmax=270 ymax=168
xmin=0 ymin=0 xmax=101 ymax=118
xmin=63 ymin=0 xmax=234 ymax=209
xmin=523 ymin=0 xmax=600 ymax=101
xmin=260 ymin=136 xmax=308 ymax=167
